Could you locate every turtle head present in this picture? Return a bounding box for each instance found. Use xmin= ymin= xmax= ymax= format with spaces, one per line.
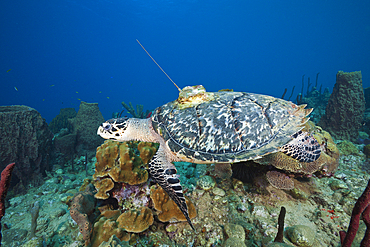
xmin=97 ymin=117 xmax=129 ymax=141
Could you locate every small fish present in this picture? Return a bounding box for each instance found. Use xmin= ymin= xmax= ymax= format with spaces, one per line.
xmin=99 ymin=91 xmax=102 ymax=93
xmin=50 ymin=84 xmax=55 ymax=87
xmin=77 ymin=98 xmax=81 ymax=101
xmin=107 ymin=97 xmax=110 ymax=99
xmin=14 ymin=86 xmax=18 ymax=91
xmin=76 ymin=91 xmax=79 ymax=94
xmin=43 ymin=99 xmax=45 ymax=101
xmin=7 ymin=69 xmax=11 ymax=72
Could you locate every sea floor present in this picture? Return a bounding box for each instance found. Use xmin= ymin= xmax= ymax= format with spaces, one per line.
xmin=2 ymin=145 xmax=370 ymax=247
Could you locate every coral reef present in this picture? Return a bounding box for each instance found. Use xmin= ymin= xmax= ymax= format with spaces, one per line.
xmin=48 ymin=107 xmax=77 ymax=134
xmin=319 ymin=71 xmax=365 ymax=141
xmin=3 ymin=140 xmax=370 ymax=246
xmin=0 ymin=105 xmax=53 ymax=190
xmin=90 ymin=140 xmax=199 ymax=245
xmin=296 ymin=74 xmax=331 ymax=124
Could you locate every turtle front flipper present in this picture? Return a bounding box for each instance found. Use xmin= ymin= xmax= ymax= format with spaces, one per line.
xmin=148 ymin=145 xmax=195 ymax=231
xmin=280 ymin=130 xmax=321 ymax=162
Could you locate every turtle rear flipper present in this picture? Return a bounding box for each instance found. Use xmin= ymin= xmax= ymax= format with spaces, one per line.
xmin=280 ymin=130 xmax=321 ymax=163
xmin=148 ymin=145 xmax=195 ymax=231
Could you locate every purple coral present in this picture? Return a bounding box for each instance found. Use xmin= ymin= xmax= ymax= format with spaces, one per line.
xmin=112 ymin=183 xmax=150 ymax=209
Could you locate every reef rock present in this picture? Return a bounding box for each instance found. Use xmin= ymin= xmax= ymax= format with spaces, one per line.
xmin=69 ymin=101 xmax=105 ymax=157
xmin=0 ymin=105 xmax=53 ymax=189
xmin=69 ymin=184 xmax=97 ymax=245
xmin=49 ymin=107 xmax=77 ymax=134
xmin=287 ymin=225 xmax=316 ymax=247
xmin=319 ymin=71 xmax=365 ymax=141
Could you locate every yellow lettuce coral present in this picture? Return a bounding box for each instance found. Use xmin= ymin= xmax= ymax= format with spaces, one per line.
xmin=93 ymin=140 xmax=158 ymax=199
xmin=90 ymin=210 xmax=130 ymax=247
xmin=116 ymin=207 xmax=154 ymax=233
xmin=150 ymin=185 xmax=197 ymax=223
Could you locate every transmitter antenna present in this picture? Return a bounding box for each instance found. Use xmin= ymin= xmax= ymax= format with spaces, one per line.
xmin=136 ymin=39 xmax=181 ymax=92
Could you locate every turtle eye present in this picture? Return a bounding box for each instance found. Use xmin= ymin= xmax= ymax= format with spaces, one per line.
xmin=102 ymin=123 xmax=112 ymax=131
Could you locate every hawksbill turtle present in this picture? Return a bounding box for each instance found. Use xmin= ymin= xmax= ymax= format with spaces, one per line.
xmin=97 ymin=85 xmax=321 ymax=230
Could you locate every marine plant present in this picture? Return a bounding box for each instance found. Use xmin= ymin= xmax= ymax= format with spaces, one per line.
xmin=121 ymin=101 xmax=151 ymax=118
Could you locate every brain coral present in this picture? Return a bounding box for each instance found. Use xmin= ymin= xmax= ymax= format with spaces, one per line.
xmin=150 ymin=185 xmax=197 ymax=223
xmin=93 ymin=140 xmax=158 ymax=199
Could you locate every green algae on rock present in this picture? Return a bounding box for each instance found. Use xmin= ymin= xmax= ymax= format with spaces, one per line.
xmin=337 ymin=140 xmax=360 ymax=156
xmin=197 ymin=175 xmax=216 ymax=191
xmin=287 ymin=225 xmax=316 ymax=247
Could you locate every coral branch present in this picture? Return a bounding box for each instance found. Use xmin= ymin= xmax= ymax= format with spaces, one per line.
xmin=274 ymin=206 xmax=286 ymax=243
xmin=306 ymin=77 xmax=311 ymax=96
xmin=281 ymin=88 xmax=287 ymax=99
xmin=0 ymin=163 xmax=15 ymax=218
xmin=315 ymin=72 xmax=320 ymax=88
xmin=361 ymin=205 xmax=370 ymax=246
xmin=340 ymin=178 xmax=370 ymax=246
xmin=288 ymin=86 xmax=295 ymax=101
xmin=0 ymin=162 xmax=16 ymax=246
xmin=301 ymin=74 xmax=305 ymax=96
xmin=30 ymin=201 xmax=40 ymax=238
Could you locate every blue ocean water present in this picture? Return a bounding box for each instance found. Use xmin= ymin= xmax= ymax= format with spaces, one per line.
xmin=0 ymin=0 xmax=369 ymax=123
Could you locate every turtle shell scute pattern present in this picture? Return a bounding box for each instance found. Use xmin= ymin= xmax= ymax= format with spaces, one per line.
xmin=151 ymin=91 xmax=309 ymax=163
